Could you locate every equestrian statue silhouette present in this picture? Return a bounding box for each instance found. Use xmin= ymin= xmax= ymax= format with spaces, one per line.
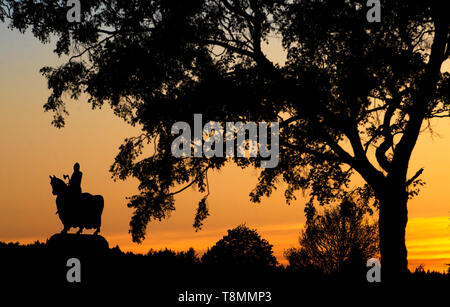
xmin=50 ymin=163 xmax=104 ymax=235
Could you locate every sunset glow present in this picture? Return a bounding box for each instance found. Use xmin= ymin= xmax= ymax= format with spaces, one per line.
xmin=1 ymin=23 xmax=449 ymax=273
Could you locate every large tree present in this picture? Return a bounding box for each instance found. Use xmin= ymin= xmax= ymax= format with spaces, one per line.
xmin=1 ymin=0 xmax=449 ymax=281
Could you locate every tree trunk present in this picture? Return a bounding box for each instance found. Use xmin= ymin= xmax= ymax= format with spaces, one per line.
xmin=378 ymin=183 xmax=409 ymax=282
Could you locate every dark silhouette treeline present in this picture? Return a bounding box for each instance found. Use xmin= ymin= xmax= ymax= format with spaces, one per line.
xmin=0 ymin=228 xmax=448 ymax=303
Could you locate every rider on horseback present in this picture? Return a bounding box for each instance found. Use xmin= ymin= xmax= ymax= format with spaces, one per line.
xmin=64 ymin=162 xmax=82 ymax=202
xmin=51 ymin=162 xmax=104 ymax=235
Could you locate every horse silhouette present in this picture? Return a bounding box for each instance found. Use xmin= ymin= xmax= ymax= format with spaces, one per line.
xmin=49 ymin=175 xmax=104 ymax=235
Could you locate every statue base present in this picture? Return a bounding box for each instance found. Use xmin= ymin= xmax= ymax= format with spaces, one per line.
xmin=47 ymin=233 xmax=109 ymax=256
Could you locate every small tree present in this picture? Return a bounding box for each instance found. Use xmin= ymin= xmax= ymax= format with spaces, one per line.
xmin=285 ymin=199 xmax=378 ymax=275
xmin=201 ymin=224 xmax=278 ymax=267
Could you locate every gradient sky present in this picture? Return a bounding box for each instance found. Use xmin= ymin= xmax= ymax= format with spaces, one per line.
xmin=1 ymin=24 xmax=449 ymax=272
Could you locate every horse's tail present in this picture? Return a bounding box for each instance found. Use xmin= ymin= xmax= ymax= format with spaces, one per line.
xmin=94 ymin=195 xmax=104 ymax=227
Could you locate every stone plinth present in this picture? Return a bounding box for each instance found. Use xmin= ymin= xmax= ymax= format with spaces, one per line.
xmin=47 ymin=233 xmax=109 ymax=256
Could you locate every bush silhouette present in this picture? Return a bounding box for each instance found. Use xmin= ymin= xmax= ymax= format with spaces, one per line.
xmin=201 ymin=224 xmax=278 ymax=268
xmin=285 ymin=199 xmax=378 ymax=276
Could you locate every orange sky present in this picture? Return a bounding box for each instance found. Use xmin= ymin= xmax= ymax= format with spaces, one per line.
xmin=0 ymin=25 xmax=449 ymax=272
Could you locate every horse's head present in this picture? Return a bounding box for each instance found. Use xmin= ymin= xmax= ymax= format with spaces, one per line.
xmin=49 ymin=175 xmax=67 ymax=195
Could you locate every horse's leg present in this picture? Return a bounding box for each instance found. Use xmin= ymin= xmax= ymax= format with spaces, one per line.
xmin=94 ymin=226 xmax=100 ymax=235
xmin=61 ymin=225 xmax=69 ymax=234
xmin=76 ymin=227 xmax=84 ymax=234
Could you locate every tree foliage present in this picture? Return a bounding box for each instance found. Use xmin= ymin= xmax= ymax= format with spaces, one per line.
xmin=285 ymin=199 xmax=378 ymax=275
xmin=201 ymin=224 xmax=278 ymax=267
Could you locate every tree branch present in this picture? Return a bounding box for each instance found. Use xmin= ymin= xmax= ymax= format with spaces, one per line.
xmin=168 ymin=166 xmax=210 ymax=196
xmin=392 ymin=16 xmax=449 ymax=178
xmin=68 ymin=34 xmax=116 ymax=63
xmin=375 ymin=97 xmax=399 ymax=173
xmin=406 ymin=168 xmax=424 ymax=186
